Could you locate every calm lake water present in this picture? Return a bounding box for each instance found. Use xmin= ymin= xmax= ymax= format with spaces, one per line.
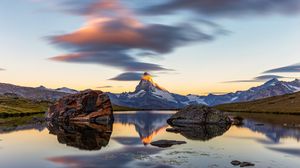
xmin=1 ymin=111 xmax=300 ymax=168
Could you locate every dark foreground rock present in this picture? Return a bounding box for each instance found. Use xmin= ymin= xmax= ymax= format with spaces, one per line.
xmin=150 ymin=140 xmax=186 ymax=148
xmin=231 ymin=160 xmax=255 ymax=167
xmin=167 ymin=105 xmax=231 ymax=126
xmin=231 ymin=160 xmax=241 ymax=166
xmin=240 ymin=162 xmax=255 ymax=167
xmin=46 ymin=90 xmax=113 ymax=123
xmin=166 ymin=105 xmax=231 ymax=141
xmin=47 ymin=122 xmax=112 ymax=150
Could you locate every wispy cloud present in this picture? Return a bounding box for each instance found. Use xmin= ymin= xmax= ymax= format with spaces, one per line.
xmin=47 ymin=0 xmax=221 ymax=73
xmin=97 ymin=85 xmax=113 ymax=89
xmin=109 ymin=72 xmax=143 ymax=81
xmin=0 ymin=68 xmax=5 ymax=71
xmin=44 ymin=0 xmax=300 ymax=81
xmin=224 ymin=75 xmax=287 ymax=83
xmin=143 ymin=0 xmax=300 ymax=17
xmin=50 ymin=0 xmax=214 ymax=71
xmin=263 ymin=63 xmax=300 ymax=73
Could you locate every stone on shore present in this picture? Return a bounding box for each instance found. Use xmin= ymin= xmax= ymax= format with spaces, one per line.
xmin=46 ymin=90 xmax=113 ymax=123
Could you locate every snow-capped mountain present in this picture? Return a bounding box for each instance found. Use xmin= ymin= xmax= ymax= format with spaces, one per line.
xmin=0 ymin=82 xmax=78 ymax=101
xmin=203 ymin=78 xmax=300 ymax=106
xmin=109 ymin=73 xmax=300 ymax=109
xmin=55 ymin=87 xmax=79 ymax=94
xmin=108 ymin=72 xmax=196 ymax=109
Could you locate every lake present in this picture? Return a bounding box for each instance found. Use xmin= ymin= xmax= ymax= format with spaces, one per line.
xmin=1 ymin=111 xmax=300 ymax=168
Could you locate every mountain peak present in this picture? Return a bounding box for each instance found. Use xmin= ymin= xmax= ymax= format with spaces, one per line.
xmin=135 ymin=72 xmax=168 ymax=92
xmin=141 ymin=72 xmax=154 ymax=83
xmin=264 ymin=78 xmax=279 ymax=86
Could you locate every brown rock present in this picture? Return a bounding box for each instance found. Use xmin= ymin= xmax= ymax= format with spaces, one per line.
xmin=46 ymin=90 xmax=113 ymax=123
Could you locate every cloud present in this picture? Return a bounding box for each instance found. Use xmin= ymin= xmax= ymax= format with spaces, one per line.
xmin=109 ymin=72 xmax=143 ymax=81
xmin=48 ymin=0 xmax=218 ymax=72
xmin=0 ymin=68 xmax=5 ymax=71
xmin=143 ymin=0 xmax=300 ymax=17
xmin=263 ymin=63 xmax=300 ymax=73
xmin=97 ymin=85 xmax=113 ymax=89
xmin=224 ymin=75 xmax=287 ymax=83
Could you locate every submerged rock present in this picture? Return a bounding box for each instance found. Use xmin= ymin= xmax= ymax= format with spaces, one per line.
xmin=150 ymin=140 xmax=186 ymax=148
xmin=230 ymin=160 xmax=255 ymax=167
xmin=46 ymin=90 xmax=113 ymax=123
xmin=240 ymin=162 xmax=255 ymax=167
xmin=167 ymin=105 xmax=231 ymax=126
xmin=47 ymin=122 xmax=112 ymax=150
xmin=231 ymin=160 xmax=241 ymax=166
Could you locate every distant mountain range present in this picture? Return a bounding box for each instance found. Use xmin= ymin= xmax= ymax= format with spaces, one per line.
xmin=216 ymin=90 xmax=300 ymax=113
xmin=0 ymin=82 xmax=78 ymax=101
xmin=1 ymin=73 xmax=300 ymax=109
xmin=108 ymin=72 xmax=300 ymax=109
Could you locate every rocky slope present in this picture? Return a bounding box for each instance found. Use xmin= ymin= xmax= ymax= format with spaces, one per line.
xmin=0 ymin=95 xmax=50 ymax=114
xmin=215 ymin=91 xmax=300 ymax=113
xmin=0 ymin=82 xmax=78 ymax=101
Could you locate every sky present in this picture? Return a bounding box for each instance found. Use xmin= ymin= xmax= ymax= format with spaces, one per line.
xmin=0 ymin=0 xmax=300 ymax=95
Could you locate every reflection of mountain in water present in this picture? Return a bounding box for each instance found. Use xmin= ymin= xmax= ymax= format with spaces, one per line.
xmin=114 ymin=112 xmax=173 ymax=145
xmin=47 ymin=122 xmax=113 ymax=150
xmin=0 ymin=116 xmax=45 ymax=134
xmin=242 ymin=119 xmax=300 ymax=143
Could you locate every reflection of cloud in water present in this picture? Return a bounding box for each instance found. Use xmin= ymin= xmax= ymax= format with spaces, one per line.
xmin=47 ymin=147 xmax=173 ymax=168
xmin=225 ymin=135 xmax=279 ymax=145
xmin=267 ymin=147 xmax=300 ymax=157
xmin=114 ymin=112 xmax=172 ymax=145
xmin=242 ymin=119 xmax=300 ymax=143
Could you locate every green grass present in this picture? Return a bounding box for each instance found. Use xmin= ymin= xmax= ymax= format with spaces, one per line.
xmin=0 ymin=113 xmax=44 ymax=127
xmin=112 ymin=105 xmax=140 ymax=111
xmin=215 ymin=91 xmax=300 ymax=114
xmin=0 ymin=95 xmax=50 ymax=114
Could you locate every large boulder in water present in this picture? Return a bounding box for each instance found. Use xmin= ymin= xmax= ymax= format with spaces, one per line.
xmin=167 ymin=105 xmax=231 ymax=126
xmin=167 ymin=105 xmax=231 ymax=141
xmin=46 ymin=90 xmax=113 ymax=123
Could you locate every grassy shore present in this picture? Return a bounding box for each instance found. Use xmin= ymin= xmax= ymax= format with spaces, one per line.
xmin=0 ymin=95 xmax=49 ymax=116
xmin=215 ymin=91 xmax=300 ymax=114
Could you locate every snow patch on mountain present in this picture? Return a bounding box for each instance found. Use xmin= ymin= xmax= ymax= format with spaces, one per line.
xmin=152 ymin=89 xmax=177 ymax=103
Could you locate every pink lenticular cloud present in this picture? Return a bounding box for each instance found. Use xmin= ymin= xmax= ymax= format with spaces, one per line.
xmin=48 ymin=0 xmax=216 ymax=72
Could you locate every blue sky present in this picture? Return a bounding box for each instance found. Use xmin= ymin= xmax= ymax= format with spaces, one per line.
xmin=1 ymin=0 xmax=300 ymax=95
